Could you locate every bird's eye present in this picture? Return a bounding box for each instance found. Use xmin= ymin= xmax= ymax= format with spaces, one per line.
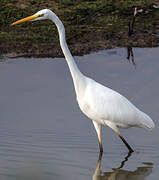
xmin=38 ymin=14 xmax=44 ymax=17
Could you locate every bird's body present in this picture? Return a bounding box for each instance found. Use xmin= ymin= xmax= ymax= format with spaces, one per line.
xmin=11 ymin=9 xmax=155 ymax=153
xmin=78 ymin=77 xmax=153 ymax=130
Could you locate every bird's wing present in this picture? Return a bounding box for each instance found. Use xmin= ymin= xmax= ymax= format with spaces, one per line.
xmin=82 ymin=78 xmax=144 ymax=128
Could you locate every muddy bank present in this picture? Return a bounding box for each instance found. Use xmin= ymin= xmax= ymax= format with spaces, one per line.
xmin=1 ymin=0 xmax=159 ymax=58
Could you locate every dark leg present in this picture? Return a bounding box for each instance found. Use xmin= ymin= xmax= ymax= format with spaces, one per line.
xmin=118 ymin=134 xmax=134 ymax=153
xmin=98 ymin=133 xmax=103 ymax=153
xmin=105 ymin=122 xmax=134 ymax=153
xmin=99 ymin=143 xmax=103 ymax=153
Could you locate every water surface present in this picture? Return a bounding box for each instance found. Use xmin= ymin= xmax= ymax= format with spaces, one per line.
xmin=0 ymin=47 xmax=159 ymax=180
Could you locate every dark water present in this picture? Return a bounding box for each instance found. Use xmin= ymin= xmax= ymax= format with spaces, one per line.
xmin=0 ymin=47 xmax=158 ymax=180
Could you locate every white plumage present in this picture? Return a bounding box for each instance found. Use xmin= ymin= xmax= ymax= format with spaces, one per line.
xmin=79 ymin=77 xmax=154 ymax=130
xmin=11 ymin=9 xmax=155 ymax=153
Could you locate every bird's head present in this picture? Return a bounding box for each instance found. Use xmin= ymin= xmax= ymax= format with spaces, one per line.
xmin=11 ymin=9 xmax=52 ymax=26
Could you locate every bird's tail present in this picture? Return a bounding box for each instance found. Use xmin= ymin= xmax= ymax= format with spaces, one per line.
xmin=139 ymin=112 xmax=155 ymax=130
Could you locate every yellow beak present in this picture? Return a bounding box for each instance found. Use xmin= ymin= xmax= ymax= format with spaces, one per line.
xmin=11 ymin=14 xmax=39 ymax=26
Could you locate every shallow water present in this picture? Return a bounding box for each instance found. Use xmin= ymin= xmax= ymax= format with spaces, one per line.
xmin=0 ymin=47 xmax=159 ymax=180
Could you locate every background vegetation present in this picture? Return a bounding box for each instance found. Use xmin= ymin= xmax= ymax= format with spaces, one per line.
xmin=0 ymin=0 xmax=159 ymax=57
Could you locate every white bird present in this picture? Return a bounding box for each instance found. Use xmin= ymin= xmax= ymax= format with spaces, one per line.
xmin=11 ymin=9 xmax=155 ymax=153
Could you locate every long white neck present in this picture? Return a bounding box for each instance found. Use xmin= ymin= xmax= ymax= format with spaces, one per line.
xmin=49 ymin=11 xmax=86 ymax=98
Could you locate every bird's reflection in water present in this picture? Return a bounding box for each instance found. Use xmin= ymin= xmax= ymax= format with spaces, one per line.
xmin=93 ymin=152 xmax=153 ymax=180
xmin=126 ymin=46 xmax=136 ymax=69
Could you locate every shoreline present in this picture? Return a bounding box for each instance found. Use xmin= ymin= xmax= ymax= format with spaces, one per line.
xmin=2 ymin=30 xmax=159 ymax=59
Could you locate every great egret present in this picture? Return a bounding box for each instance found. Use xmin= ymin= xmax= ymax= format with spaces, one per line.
xmin=11 ymin=9 xmax=155 ymax=153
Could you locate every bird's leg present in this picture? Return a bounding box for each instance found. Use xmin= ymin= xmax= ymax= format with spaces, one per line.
xmin=96 ymin=151 xmax=103 ymax=171
xmin=92 ymin=121 xmax=103 ymax=153
xmin=105 ymin=121 xmax=134 ymax=153
xmin=117 ymin=131 xmax=134 ymax=153
xmin=97 ymin=132 xmax=103 ymax=153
